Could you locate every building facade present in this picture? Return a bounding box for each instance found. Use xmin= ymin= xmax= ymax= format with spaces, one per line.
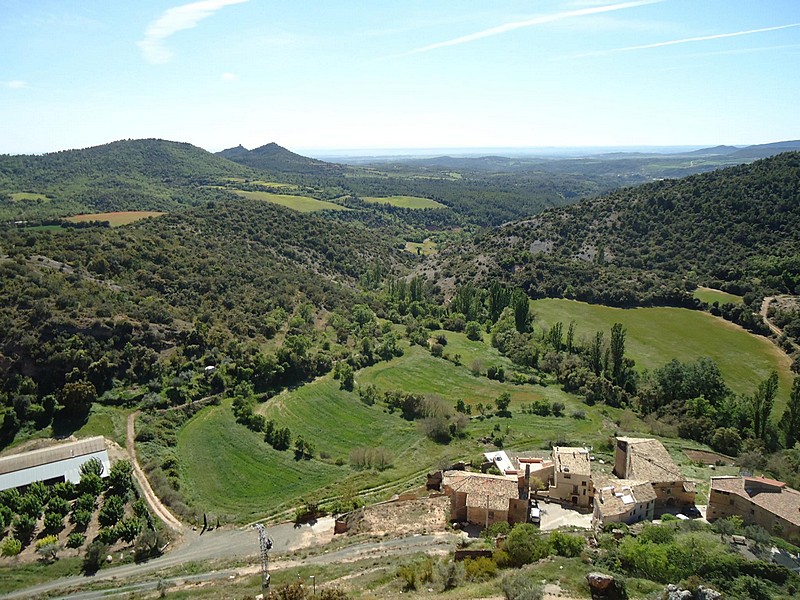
xmin=550 ymin=446 xmax=593 ymax=508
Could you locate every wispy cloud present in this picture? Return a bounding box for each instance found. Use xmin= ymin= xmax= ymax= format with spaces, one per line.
xmin=5 ymin=80 xmax=27 ymax=90
xmin=392 ymin=0 xmax=661 ymax=58
xmin=567 ymin=22 xmax=800 ymax=58
xmin=138 ymin=0 xmax=249 ymax=64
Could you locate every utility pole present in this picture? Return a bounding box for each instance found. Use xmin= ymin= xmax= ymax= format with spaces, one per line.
xmin=253 ymin=524 xmax=273 ymax=597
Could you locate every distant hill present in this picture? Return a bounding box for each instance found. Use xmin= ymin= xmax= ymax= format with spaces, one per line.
xmin=216 ymin=142 xmax=343 ymax=175
xmin=435 ymin=152 xmax=800 ymax=306
xmin=685 ymin=145 xmax=740 ymax=156
xmin=728 ymin=140 xmax=800 ymax=159
xmin=0 ymin=138 xmax=256 ymax=218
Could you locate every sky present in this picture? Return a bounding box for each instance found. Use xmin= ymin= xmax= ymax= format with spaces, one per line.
xmin=1 ymin=0 xmax=800 ymax=155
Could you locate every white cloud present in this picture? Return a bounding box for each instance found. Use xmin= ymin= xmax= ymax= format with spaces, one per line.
xmin=7 ymin=80 xmax=27 ymax=89
xmin=393 ymin=0 xmax=661 ymax=58
xmin=567 ymin=22 xmax=800 ymax=58
xmin=138 ymin=0 xmax=249 ymax=64
xmin=221 ymin=72 xmax=238 ymax=81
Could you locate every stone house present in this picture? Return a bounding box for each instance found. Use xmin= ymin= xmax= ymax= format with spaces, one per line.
xmin=549 ymin=446 xmax=593 ymax=508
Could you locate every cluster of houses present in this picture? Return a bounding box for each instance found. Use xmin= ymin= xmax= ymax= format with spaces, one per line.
xmin=433 ymin=436 xmax=800 ymax=545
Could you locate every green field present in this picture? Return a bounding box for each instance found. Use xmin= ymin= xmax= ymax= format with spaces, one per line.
xmin=65 ymin=211 xmax=165 ymax=226
xmin=9 ymin=192 xmax=53 ymax=202
xmin=693 ymin=286 xmax=743 ymax=305
xmin=231 ymin=190 xmax=348 ymax=212
xmin=404 ymin=238 xmax=438 ymax=256
xmin=531 ymin=298 xmax=793 ymax=410
xmin=177 ymin=339 xmax=610 ymax=522
xmin=362 ymin=195 xmax=446 ymax=209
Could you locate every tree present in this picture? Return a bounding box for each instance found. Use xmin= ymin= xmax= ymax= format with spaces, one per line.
xmin=83 ymin=541 xmax=108 ymax=574
xmin=609 ymin=323 xmax=626 ymax=387
xmin=80 ymin=472 xmax=104 ymax=497
xmin=59 ymin=380 xmax=97 ymax=418
xmin=495 ymin=392 xmax=512 ymax=414
xmin=751 ymin=371 xmax=779 ymax=441
xmin=80 ymin=457 xmax=105 ymax=478
xmin=35 ymin=535 xmax=60 ymax=561
xmin=43 ymin=511 xmax=64 ymax=533
xmin=588 ymin=331 xmax=604 ymax=376
xmin=337 ymin=363 xmax=354 ymax=391
xmin=511 ymin=290 xmax=531 ymax=333
xmin=782 ymin=377 xmax=800 ymax=448
xmin=99 ymin=495 xmax=125 ymax=527
xmin=465 ymin=321 xmax=482 ymax=341
xmin=107 ymin=460 xmax=134 ymax=496
xmin=504 ymin=523 xmax=550 ymax=567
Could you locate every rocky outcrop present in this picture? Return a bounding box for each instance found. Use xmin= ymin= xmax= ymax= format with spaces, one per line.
xmin=663 ymin=584 xmax=722 ymax=600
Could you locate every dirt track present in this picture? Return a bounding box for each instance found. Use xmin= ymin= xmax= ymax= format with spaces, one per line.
xmin=126 ymin=412 xmax=184 ymax=532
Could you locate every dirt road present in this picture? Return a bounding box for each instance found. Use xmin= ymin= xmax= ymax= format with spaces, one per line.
xmin=126 ymin=412 xmax=184 ymax=533
xmin=761 ymin=296 xmax=799 ymax=352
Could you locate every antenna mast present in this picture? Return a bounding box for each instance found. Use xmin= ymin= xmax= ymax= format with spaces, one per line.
xmin=253 ymin=524 xmax=273 ymax=596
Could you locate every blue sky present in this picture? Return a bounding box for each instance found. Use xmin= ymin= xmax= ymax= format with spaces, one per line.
xmin=1 ymin=0 xmax=799 ymax=154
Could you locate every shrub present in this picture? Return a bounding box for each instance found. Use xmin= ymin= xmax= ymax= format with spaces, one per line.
xmin=551 ymin=401 xmax=565 ymax=417
xmin=48 ymin=496 xmax=70 ymax=516
xmin=80 ymin=457 xmax=104 ymax=477
xmin=501 ymin=570 xmax=544 ymax=600
xmin=134 ymin=529 xmax=166 ymax=563
xmin=83 ymin=541 xmax=107 ymax=574
xmin=107 ymin=460 xmax=134 ymax=497
xmin=639 ymin=523 xmax=675 ymax=544
xmin=482 ymin=521 xmax=511 ymax=540
xmin=1 ymin=537 xmax=22 ymax=557
xmin=13 ymin=514 xmax=36 ymax=542
xmin=79 ymin=473 xmax=104 ymax=497
xmin=71 ymin=509 xmax=92 ymax=529
xmin=117 ymin=517 xmax=142 ymax=543
xmin=98 ymin=526 xmax=120 ymax=544
xmin=504 ymin=524 xmax=551 ymax=567
xmin=43 ymin=511 xmax=64 ymax=533
xmin=35 ymin=535 xmax=60 ymax=560
xmin=464 ymin=556 xmax=497 ymax=581
xmin=437 ymin=559 xmax=466 ymax=591
xmin=548 ymin=531 xmax=584 ymax=557
xmin=67 ymin=533 xmax=86 ymax=549
xmin=571 ymin=409 xmax=587 ymax=420
xmin=75 ymin=493 xmax=96 ymax=513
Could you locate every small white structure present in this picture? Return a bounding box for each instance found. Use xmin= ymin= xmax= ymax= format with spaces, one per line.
xmin=0 ymin=436 xmax=110 ymax=491
xmin=484 ymin=450 xmax=516 ymax=475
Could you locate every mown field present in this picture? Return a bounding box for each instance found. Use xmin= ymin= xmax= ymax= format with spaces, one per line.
xmin=176 ymin=338 xmax=612 ymax=522
xmin=65 ymin=211 xmax=165 ymax=226
xmin=531 ymin=298 xmax=793 ymax=410
xmin=9 ymin=192 xmax=52 ymax=202
xmin=362 ymin=195 xmax=446 ymax=209
xmin=231 ymin=190 xmax=348 ymax=212
xmin=693 ymin=286 xmax=743 ymax=305
xmin=404 ymin=238 xmax=437 ymax=256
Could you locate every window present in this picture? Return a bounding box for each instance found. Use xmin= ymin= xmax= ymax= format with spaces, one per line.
xmin=564 ymin=473 xmax=571 ymax=479
xmin=729 ymin=499 xmax=734 ymax=506
xmin=582 ymin=481 xmax=587 ymax=486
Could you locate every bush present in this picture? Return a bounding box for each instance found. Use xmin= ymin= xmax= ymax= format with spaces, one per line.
xmin=134 ymin=529 xmax=165 ymax=563
xmin=437 ymin=559 xmax=466 ymax=591
xmin=48 ymin=496 xmax=70 ymax=516
xmin=71 ymin=509 xmax=92 ymax=529
xmin=551 ymin=401 xmax=565 ymax=417
xmin=571 ymin=409 xmax=587 ymax=420
xmin=79 ymin=473 xmax=104 ymax=497
xmin=1 ymin=537 xmax=22 ymax=557
xmin=502 ymin=570 xmax=544 ymax=600
xmin=504 ymin=524 xmax=551 ymax=567
xmin=13 ymin=514 xmax=36 ymax=542
xmin=35 ymin=535 xmax=60 ymax=560
xmin=67 ymin=533 xmax=86 ymax=549
xmin=98 ymin=526 xmax=120 ymax=544
xmin=464 ymin=556 xmax=497 ymax=581
xmin=43 ymin=511 xmax=64 ymax=533
xmin=548 ymin=531 xmax=584 ymax=557
xmin=481 ymin=521 xmax=511 ymax=540
xmin=83 ymin=541 xmax=107 ymax=574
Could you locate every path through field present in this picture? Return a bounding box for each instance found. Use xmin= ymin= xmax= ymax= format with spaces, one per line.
xmin=761 ymin=296 xmax=800 ymax=352
xmin=126 ymin=412 xmax=184 ymax=533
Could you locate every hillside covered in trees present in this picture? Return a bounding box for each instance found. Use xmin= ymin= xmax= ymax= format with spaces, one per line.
xmin=436 ymin=152 xmax=800 ymax=308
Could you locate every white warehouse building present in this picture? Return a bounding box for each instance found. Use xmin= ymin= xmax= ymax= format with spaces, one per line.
xmin=0 ymin=436 xmax=110 ymax=491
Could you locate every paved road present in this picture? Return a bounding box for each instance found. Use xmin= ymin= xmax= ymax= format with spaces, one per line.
xmin=5 ymin=522 xmax=456 ymax=600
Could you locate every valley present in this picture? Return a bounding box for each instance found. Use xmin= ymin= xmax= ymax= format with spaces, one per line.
xmin=1 ymin=140 xmax=800 ymax=599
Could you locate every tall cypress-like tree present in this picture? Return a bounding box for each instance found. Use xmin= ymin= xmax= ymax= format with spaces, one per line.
xmin=610 ymin=323 xmax=626 ymax=387
xmin=782 ymin=377 xmax=800 ymax=448
xmin=751 ymin=371 xmax=778 ymax=441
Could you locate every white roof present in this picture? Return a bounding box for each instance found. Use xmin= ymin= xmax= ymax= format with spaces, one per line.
xmin=484 ymin=450 xmax=516 ymax=474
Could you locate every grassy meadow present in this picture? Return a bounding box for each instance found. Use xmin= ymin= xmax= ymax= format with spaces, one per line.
xmin=362 ymin=195 xmax=446 ymax=209
xmin=404 ymin=238 xmax=437 ymax=256
xmin=531 ymin=298 xmax=793 ymax=410
xmin=177 ymin=339 xmax=613 ymax=522
xmin=9 ymin=192 xmax=53 ymax=202
xmin=693 ymin=286 xmax=743 ymax=305
xmin=231 ymin=190 xmax=348 ymax=212
xmin=65 ymin=211 xmax=165 ymax=226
